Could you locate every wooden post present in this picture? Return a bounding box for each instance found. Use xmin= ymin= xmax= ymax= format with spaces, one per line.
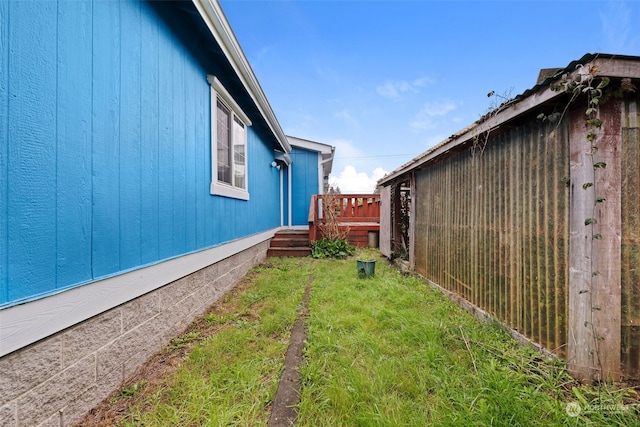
xmin=568 ymin=101 xmax=622 ymax=382
xmin=409 ymin=172 xmax=416 ymax=270
xmin=379 ymin=186 xmax=391 ymax=257
xmin=308 ymin=195 xmax=317 ymax=242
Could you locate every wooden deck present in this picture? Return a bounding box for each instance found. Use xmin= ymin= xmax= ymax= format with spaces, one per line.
xmin=308 ymin=194 xmax=380 ymax=247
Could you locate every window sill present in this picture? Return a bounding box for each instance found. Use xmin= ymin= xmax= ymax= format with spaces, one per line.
xmin=210 ymin=182 xmax=250 ymax=200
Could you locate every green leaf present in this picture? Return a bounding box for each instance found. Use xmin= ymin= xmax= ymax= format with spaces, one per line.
xmin=584 ymin=218 xmax=597 ymax=226
xmin=593 ymin=233 xmax=602 ymax=240
xmin=582 ymin=182 xmax=593 ymax=190
xmin=596 ymin=76 xmax=610 ymax=90
xmin=593 ymin=161 xmax=606 ymax=169
xmin=587 ymin=118 xmax=602 ymax=128
xmin=596 ymin=197 xmax=606 ymax=203
xmin=571 ymin=387 xmax=589 ymax=406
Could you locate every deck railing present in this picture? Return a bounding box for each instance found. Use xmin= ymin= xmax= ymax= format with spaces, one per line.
xmin=308 ymin=194 xmax=380 ymax=246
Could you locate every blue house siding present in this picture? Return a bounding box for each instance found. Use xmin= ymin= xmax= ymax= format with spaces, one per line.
xmin=290 ymin=147 xmax=320 ymax=226
xmin=0 ymin=0 xmax=282 ymax=307
xmin=0 ymin=0 xmax=7 ymax=305
xmin=0 ymin=2 xmax=300 ymax=424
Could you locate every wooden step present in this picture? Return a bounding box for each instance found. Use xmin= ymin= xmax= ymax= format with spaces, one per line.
xmin=268 ymin=230 xmax=311 ymax=257
xmin=270 ymin=237 xmax=310 ymax=248
xmin=267 ymin=247 xmax=312 ymax=257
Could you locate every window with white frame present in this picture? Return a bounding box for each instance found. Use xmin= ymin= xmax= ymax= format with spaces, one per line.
xmin=208 ymin=75 xmax=251 ymax=200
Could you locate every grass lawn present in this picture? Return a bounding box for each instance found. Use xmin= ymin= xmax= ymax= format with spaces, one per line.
xmin=86 ymin=251 xmax=640 ymax=426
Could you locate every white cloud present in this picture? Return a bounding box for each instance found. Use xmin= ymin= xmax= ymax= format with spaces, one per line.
xmin=376 ymin=76 xmax=434 ymax=100
xmin=329 ymin=165 xmax=388 ymax=194
xmin=410 ymin=101 xmax=458 ymax=130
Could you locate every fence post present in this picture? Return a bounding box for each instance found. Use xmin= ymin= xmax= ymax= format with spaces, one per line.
xmin=567 ymin=103 xmax=622 ymax=382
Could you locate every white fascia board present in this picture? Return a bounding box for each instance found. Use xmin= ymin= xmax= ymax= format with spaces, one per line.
xmin=192 ymin=0 xmax=291 ymax=153
xmin=0 ymin=230 xmax=277 ymax=357
xmin=287 ymin=135 xmax=335 ymax=177
xmin=287 ymin=135 xmax=334 ymax=155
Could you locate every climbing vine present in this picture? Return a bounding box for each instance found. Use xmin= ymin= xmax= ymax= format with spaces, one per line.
xmin=471 ymin=88 xmax=514 ymax=157
xmin=547 ymin=63 xmax=636 ymax=380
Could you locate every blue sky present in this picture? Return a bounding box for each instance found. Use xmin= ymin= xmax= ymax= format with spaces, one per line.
xmin=219 ymin=0 xmax=640 ymax=193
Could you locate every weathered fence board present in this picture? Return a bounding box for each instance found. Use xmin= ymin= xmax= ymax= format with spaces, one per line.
xmin=622 ymin=96 xmax=640 ymax=377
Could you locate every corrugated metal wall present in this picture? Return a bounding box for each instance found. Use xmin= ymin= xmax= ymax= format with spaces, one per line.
xmin=621 ymin=94 xmax=640 ymax=377
xmin=414 ymin=119 xmax=570 ymax=357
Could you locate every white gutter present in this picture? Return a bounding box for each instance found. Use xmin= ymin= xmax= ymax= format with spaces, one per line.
xmin=279 ymin=167 xmax=284 ymax=227
xmin=192 ymin=0 xmax=291 ymax=153
xmin=288 ymin=163 xmax=292 ymax=226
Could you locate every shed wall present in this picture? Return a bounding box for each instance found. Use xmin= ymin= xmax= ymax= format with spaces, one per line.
xmin=414 ymin=119 xmax=570 ymax=357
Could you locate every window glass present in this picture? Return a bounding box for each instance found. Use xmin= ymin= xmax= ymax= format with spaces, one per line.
xmin=217 ymin=100 xmax=232 ymax=184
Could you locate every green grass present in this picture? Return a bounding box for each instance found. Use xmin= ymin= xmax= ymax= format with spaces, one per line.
xmin=118 ymin=258 xmax=311 ymax=426
xmin=297 ymin=250 xmax=639 ymax=426
xmin=113 ymin=253 xmax=639 ymax=426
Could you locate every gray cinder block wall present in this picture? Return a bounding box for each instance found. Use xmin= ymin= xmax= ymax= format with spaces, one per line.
xmin=0 ymin=241 xmax=269 ymax=427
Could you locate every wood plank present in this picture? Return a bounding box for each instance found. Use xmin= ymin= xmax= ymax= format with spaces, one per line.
xmin=119 ymin=0 xmax=143 ymax=269
xmin=567 ymin=102 xmax=622 ymax=382
xmin=92 ymin=0 xmax=122 ymax=276
xmin=140 ymin=8 xmax=161 ymax=263
xmin=0 ymin=0 xmax=7 ymax=303
xmin=593 ymin=99 xmax=623 ymax=380
xmin=55 ymin=1 xmax=93 ymax=288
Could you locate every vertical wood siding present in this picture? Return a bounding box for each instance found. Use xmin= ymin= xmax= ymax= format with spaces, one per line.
xmin=415 ymin=120 xmax=570 ymax=357
xmin=290 ymin=147 xmax=320 ymax=226
xmin=621 ymin=94 xmax=640 ymax=377
xmin=0 ymin=0 xmax=281 ymax=306
xmin=0 ymin=0 xmax=7 ymax=304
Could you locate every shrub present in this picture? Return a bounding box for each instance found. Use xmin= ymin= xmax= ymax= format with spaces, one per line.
xmin=311 ymin=238 xmax=354 ymax=259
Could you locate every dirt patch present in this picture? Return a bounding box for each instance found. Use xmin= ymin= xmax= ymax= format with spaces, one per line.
xmin=267 ymin=275 xmax=313 ymax=426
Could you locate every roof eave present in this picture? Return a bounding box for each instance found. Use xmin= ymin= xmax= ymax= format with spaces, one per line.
xmin=287 ymin=135 xmax=335 ymax=176
xmin=378 ymin=53 xmax=640 ymax=186
xmin=192 ymin=0 xmax=291 ymax=153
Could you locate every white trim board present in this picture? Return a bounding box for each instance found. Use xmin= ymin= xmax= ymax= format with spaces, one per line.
xmin=192 ymin=0 xmax=290 ymax=153
xmin=0 ymin=230 xmax=277 ymax=357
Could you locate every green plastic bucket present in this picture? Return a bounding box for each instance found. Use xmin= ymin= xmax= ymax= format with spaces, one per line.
xmin=357 ymin=259 xmax=376 ymax=278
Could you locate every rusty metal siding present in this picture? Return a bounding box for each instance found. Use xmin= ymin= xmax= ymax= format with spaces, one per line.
xmin=414 ymin=119 xmax=570 ymax=357
xmin=622 ymin=94 xmax=640 ymax=377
